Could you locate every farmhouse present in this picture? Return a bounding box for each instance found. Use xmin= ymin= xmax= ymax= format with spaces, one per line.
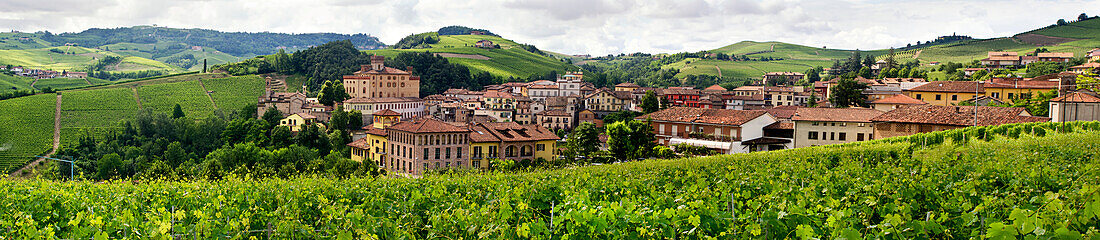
xmin=475 ymin=40 xmax=496 ymax=48
xmin=870 ymin=105 xmax=1048 ymax=139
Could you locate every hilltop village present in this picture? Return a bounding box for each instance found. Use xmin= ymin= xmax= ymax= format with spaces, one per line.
xmin=255 ymin=48 xmax=1100 ymax=176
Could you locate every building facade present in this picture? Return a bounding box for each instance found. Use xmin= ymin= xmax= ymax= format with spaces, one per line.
xmin=791 ymin=108 xmax=884 ymax=148
xmin=343 ymin=55 xmax=420 ymax=98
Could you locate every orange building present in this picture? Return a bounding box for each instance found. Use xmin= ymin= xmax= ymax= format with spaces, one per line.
xmin=343 ymin=56 xmax=421 ymax=98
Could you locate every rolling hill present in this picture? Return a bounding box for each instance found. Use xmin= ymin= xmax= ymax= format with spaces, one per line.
xmin=366 ymin=33 xmax=577 ymax=79
xmin=642 ymin=17 xmax=1100 ymax=80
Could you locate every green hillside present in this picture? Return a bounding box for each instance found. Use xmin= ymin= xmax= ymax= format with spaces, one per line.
xmin=0 ymin=46 xmax=181 ymax=73
xmin=3 ymin=122 xmax=1100 ymax=238
xmin=0 ymin=94 xmax=57 ymax=173
xmin=367 ymin=34 xmax=576 ymax=79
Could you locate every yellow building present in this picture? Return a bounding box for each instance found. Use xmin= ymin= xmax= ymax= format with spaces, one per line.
xmin=583 ymin=89 xmax=631 ymax=112
xmin=982 ymin=79 xmax=1059 ymax=103
xmin=280 ymin=113 xmax=321 ymax=132
xmin=481 ymin=91 xmax=517 ymax=109
xmin=614 ymin=82 xmax=640 ymax=92
xmin=906 ymin=81 xmax=982 ymax=106
xmin=348 ymin=109 xmax=401 ymax=164
xmin=467 ymin=122 xmax=559 ymax=166
xmin=342 ymin=56 xmax=420 ymax=98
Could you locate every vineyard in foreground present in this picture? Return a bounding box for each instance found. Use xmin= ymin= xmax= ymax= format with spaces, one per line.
xmin=2 ymin=122 xmax=1100 ymax=239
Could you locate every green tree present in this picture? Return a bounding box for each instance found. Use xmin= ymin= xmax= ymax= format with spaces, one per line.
xmin=805 ymin=67 xmax=821 ymax=83
xmin=641 ymin=90 xmax=660 ymax=113
xmin=318 ymin=80 xmax=351 ymax=106
xmin=829 ymin=78 xmax=869 ymax=108
xmin=164 ymin=142 xmax=188 ymax=168
xmin=261 ymin=107 xmax=283 ymax=128
xmin=329 ymin=107 xmax=349 ymax=132
xmin=858 ymin=66 xmax=873 ymax=79
xmin=269 ymin=126 xmax=293 ymax=149
xmin=239 ymin=104 xmax=258 ymax=119
xmin=96 ymin=153 xmax=123 ymax=180
xmin=347 ymin=110 xmax=363 ymax=130
xmin=567 ymin=122 xmax=602 ymax=160
xmin=606 ymin=120 xmax=656 ymax=162
xmin=807 ymin=94 xmax=819 ymax=107
xmin=1025 ymin=61 xmax=1065 ymax=78
xmin=1057 ymin=19 xmax=1067 ymax=25
xmin=1080 ymin=13 xmax=1090 ymax=21
xmin=171 ymin=103 xmax=186 ymax=119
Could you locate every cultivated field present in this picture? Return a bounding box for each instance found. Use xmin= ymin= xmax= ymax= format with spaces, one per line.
xmin=0 ymin=94 xmax=58 ymax=173
xmin=204 ymin=75 xmax=265 ymax=114
xmin=137 ymin=79 xmax=216 ymax=118
xmin=366 ymin=35 xmax=576 ymax=79
xmin=58 ymin=88 xmax=139 ymax=145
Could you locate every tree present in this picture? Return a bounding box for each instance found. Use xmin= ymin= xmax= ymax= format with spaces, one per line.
xmin=269 ymin=126 xmax=293 ymax=149
xmin=829 ymin=78 xmax=868 ymax=108
xmin=1080 ymin=13 xmax=1090 ymax=21
xmin=606 ymin=120 xmax=656 ymax=162
xmin=1057 ymin=19 xmax=1068 ymax=25
xmin=96 ymin=153 xmax=123 ymax=180
xmin=202 ymin=59 xmax=207 ymax=73
xmin=641 ymin=90 xmax=660 ymax=113
xmin=858 ymin=66 xmax=873 ymax=79
xmin=885 ymin=48 xmax=897 ymax=70
xmin=805 ymin=67 xmax=821 ymax=83
xmin=239 ymin=104 xmax=258 ymax=120
xmin=807 ymin=94 xmax=819 ymax=107
xmin=318 ymin=80 xmax=350 ymax=106
xmin=1025 ymin=61 xmax=1066 ymax=78
xmin=172 ymin=103 xmax=186 ymax=119
xmin=261 ymin=107 xmax=283 ymax=127
xmin=566 ymin=122 xmax=601 ymax=161
xmin=862 ymin=55 xmax=875 ymax=69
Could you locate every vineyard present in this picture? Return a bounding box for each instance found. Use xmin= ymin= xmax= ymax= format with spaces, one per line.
xmin=136 ymin=80 xmax=216 ymax=118
xmin=58 ymin=88 xmax=140 ymax=145
xmin=2 ymin=121 xmax=1099 ymax=239
xmin=0 ymin=94 xmax=57 ymax=173
xmin=203 ymin=75 xmax=265 ymax=113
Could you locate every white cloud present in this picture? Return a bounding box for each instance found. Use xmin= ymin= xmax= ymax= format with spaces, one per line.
xmin=1 ymin=0 xmax=1097 ymax=55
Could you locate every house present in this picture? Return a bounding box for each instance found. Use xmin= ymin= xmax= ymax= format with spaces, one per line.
xmin=791 ymin=108 xmax=884 ymax=148
xmin=906 ymin=81 xmax=983 ymax=106
xmin=1069 ymin=62 xmax=1100 ymax=74
xmin=1088 ymin=48 xmax=1100 ymax=61
xmin=1037 ymin=52 xmax=1075 ymax=63
xmin=982 ymin=78 xmax=1059 ymax=103
xmin=1049 ymin=90 xmax=1100 ymax=122
xmin=384 ymin=118 xmax=471 ymax=176
xmin=348 ymin=109 xmax=400 ymax=163
xmin=536 ymin=110 xmax=573 ymax=131
xmin=280 ymin=113 xmax=322 ymax=132
xmin=527 ymin=84 xmax=560 ymax=101
xmin=730 ymin=86 xmax=764 ymax=96
xmin=614 ymin=82 xmax=640 ymax=92
xmin=473 ymin=108 xmax=514 ymax=122
xmin=583 ymin=89 xmax=631 ymax=114
xmin=65 ymin=71 xmax=87 ymax=79
xmin=257 ymin=91 xmax=311 ymax=118
xmin=480 ymin=91 xmax=518 ymax=109
xmin=557 ymin=72 xmax=585 ymax=97
xmin=965 ymin=95 xmax=1006 ymax=106
xmin=870 ymin=94 xmax=926 ymax=111
xmin=870 ymin=105 xmax=1049 ymax=139
xmin=475 ymin=40 xmax=495 ymax=48
xmin=981 ymin=52 xmax=1021 ymax=68
xmin=577 ymin=109 xmax=603 ymax=128
xmin=723 ymin=94 xmax=768 ymax=110
xmin=467 ymin=122 xmax=559 ymax=166
xmin=763 ymin=86 xmax=811 ymax=107
xmin=636 ymin=107 xmax=786 ymax=153
xmin=963 ymin=68 xmax=989 ymax=76
xmin=762 ymin=72 xmax=805 ymax=85
xmin=664 ymin=88 xmax=703 ymax=107
xmin=343 ymin=56 xmax=420 ymax=98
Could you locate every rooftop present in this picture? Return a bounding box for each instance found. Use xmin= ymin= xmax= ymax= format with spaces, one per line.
xmin=871 ymin=94 xmax=926 ymax=105
xmin=343 ymin=97 xmax=422 ymax=104
xmin=792 ymin=108 xmax=885 ymax=123
xmin=1050 ymin=90 xmax=1100 ymax=103
xmin=870 ymin=105 xmax=1048 ymax=126
xmin=636 ymin=107 xmax=769 ymax=126
xmin=388 ymin=118 xmax=470 ymax=133
xmin=907 ymin=81 xmax=983 ymax=93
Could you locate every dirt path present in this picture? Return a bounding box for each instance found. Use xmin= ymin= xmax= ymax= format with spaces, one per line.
xmin=434 ymin=53 xmax=492 ymax=60
xmin=912 ymin=50 xmax=922 ymax=59
xmin=714 ymin=65 xmax=723 ymax=77
xmin=131 ymin=87 xmax=143 ymax=109
xmin=82 ymin=77 xmax=91 ymax=85
xmin=29 ymin=78 xmax=39 ymax=88
xmin=198 ymin=79 xmax=218 ymax=110
xmin=8 ymin=94 xmax=62 ymax=178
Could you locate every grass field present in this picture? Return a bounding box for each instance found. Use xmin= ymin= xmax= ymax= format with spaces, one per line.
xmin=284 ymin=74 xmax=308 ymax=92
xmin=136 ymin=80 xmax=216 ymax=118
xmin=366 ymin=34 xmax=576 ymax=79
xmin=204 ymin=75 xmax=265 ymax=113
xmin=0 ymin=33 xmax=51 ymax=50
xmin=0 ymin=46 xmax=181 ymax=73
xmin=30 ymin=78 xmax=111 ymax=90
xmin=0 ymin=94 xmax=57 ymax=173
xmin=57 ymin=88 xmax=139 ymax=145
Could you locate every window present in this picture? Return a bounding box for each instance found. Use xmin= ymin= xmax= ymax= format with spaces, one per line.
xmin=808 ymin=131 xmax=818 ymax=140
xmin=935 ymin=94 xmax=941 ymax=100
xmin=457 ymin=161 xmax=462 ymax=166
xmin=857 ymin=133 xmax=865 ymax=141
xmin=951 ymin=95 xmax=958 ymax=101
xmin=858 ymin=123 xmax=866 ymax=127
xmin=423 ymin=148 xmax=428 ymax=159
xmin=472 ymin=160 xmax=480 ymax=168
xmin=812 ymin=122 xmax=819 ymax=126
xmin=1008 ymin=93 xmax=1014 ymax=99
xmin=435 ymin=162 xmax=440 ymax=168
xmin=536 ymin=144 xmax=545 ymax=151
xmin=916 ymin=94 xmax=922 ymax=99
xmin=457 ymin=147 xmax=462 ymax=158
xmin=446 ymin=147 xmax=451 ymax=159
xmin=839 ymin=133 xmax=846 ymax=141
xmin=830 ymin=132 xmax=836 ymax=140
xmin=435 ymin=148 xmax=441 ymax=159
xmin=423 ymin=163 xmax=428 ymax=170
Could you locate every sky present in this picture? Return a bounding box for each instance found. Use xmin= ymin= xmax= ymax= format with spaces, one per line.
xmin=1 ymin=0 xmax=1098 ymax=55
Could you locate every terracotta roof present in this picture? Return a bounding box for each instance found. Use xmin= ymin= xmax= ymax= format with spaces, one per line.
xmin=870 ymin=105 xmax=1048 ymax=126
xmin=468 ymin=125 xmax=502 ymax=142
xmin=983 ymin=79 xmax=1059 ymax=89
xmin=988 ymin=51 xmax=1018 ymax=57
xmin=344 ymin=97 xmax=422 ymax=104
xmin=792 ymin=108 xmax=884 ymax=123
xmin=528 ymin=84 xmax=559 ymax=89
xmin=987 ymin=56 xmax=1020 ymax=61
xmin=871 ymin=94 xmax=926 ymax=105
xmin=704 ymin=85 xmax=728 ymax=91
xmin=1050 ymin=91 xmax=1100 ymax=103
xmin=444 ymin=89 xmax=470 ymax=95
xmin=364 ymin=127 xmax=388 ymax=136
xmin=764 ymin=105 xmax=798 ymax=119
xmin=664 ymin=88 xmax=701 ymax=95
xmin=347 ymin=138 xmax=370 ymax=149
xmin=293 ymin=113 xmax=317 ymax=119
xmin=528 ymin=80 xmax=555 ymax=85
xmin=636 ymin=107 xmax=770 ymax=125
xmin=350 ymin=66 xmax=410 ymax=75
xmin=880 ymin=78 xmax=928 ymax=83
xmin=477 ymin=122 xmax=560 ymax=142
xmin=374 ymin=109 xmax=400 ymax=116
xmin=732 ymin=86 xmax=764 ymax=91
xmin=482 ymin=91 xmax=517 ymax=99
xmin=580 ymin=85 xmax=596 ymax=91
xmin=764 ymin=122 xmax=794 ymax=130
xmin=539 ymin=110 xmax=572 ymax=117
xmin=908 ymin=81 xmax=983 ymax=93
xmin=615 ymin=82 xmax=640 ymax=88
xmin=1069 ymin=62 xmax=1100 ymax=69
xmin=1038 ymin=52 xmax=1074 ymax=58
xmin=388 ymin=118 xmax=470 ymax=133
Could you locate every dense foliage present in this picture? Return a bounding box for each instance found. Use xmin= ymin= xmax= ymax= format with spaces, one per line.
xmin=51 ymin=106 xmax=376 ymax=181
xmin=388 ymin=51 xmax=496 ymax=96
xmin=5 ymin=121 xmax=1100 ymax=239
xmin=437 ymin=26 xmax=499 ymax=37
xmin=391 ymin=32 xmax=441 ymax=49
xmin=40 ymin=26 xmax=385 ymax=56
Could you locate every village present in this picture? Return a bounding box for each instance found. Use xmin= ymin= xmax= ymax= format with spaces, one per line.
xmin=255 ymin=48 xmax=1100 ymax=176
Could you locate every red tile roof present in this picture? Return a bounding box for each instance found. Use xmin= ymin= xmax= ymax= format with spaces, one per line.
xmin=1050 ymin=91 xmax=1100 ymax=103
xmin=764 ymin=122 xmax=794 ymax=130
xmin=764 ymin=105 xmax=798 ymax=119
xmin=908 ymin=81 xmax=983 ymax=93
xmin=704 ymin=84 xmax=728 ymax=91
xmin=468 ymin=125 xmax=501 ymax=142
xmin=364 ymin=127 xmax=388 ymax=136
xmin=1038 ymin=52 xmax=1074 ymax=58
xmin=477 ymin=122 xmax=560 ymax=142
xmin=615 ymin=82 xmax=640 ymax=88
xmin=792 ymin=108 xmax=885 ymax=123
xmin=983 ymin=79 xmax=1059 ymax=89
xmin=871 ymin=105 xmax=1048 ymax=126
xmin=388 ymin=118 xmax=470 ymax=133
xmin=347 ymin=138 xmax=370 ymax=149
xmin=871 ymin=94 xmax=926 ymax=105
xmin=636 ymin=107 xmax=769 ymax=125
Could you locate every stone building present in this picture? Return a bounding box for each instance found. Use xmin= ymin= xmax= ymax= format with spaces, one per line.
xmin=385 ymin=118 xmax=470 ymax=176
xmin=343 ymin=55 xmax=421 ymax=98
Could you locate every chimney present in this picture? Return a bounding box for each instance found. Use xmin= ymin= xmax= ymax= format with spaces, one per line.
xmin=1058 ymin=72 xmax=1078 ymax=96
xmin=407 ymin=66 xmax=414 ymax=72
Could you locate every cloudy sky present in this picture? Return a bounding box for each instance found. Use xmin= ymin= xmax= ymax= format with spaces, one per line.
xmin=1 ymin=0 xmax=1097 ymax=55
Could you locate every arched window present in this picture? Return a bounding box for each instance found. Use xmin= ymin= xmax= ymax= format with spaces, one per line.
xmin=506 ymin=146 xmax=518 ymax=157
xmin=521 ymin=146 xmax=533 ymax=156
